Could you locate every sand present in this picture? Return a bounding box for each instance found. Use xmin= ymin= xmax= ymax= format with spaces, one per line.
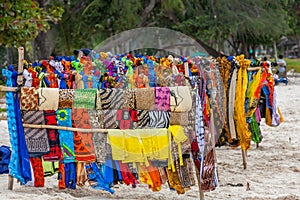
xmin=0 ymin=78 xmax=299 ymax=200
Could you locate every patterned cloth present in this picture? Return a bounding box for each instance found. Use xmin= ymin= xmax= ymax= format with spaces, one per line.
xmin=123 ymin=89 xmax=136 ymax=109
xmin=58 ymin=89 xmax=75 ymax=108
xmin=23 ymin=111 xmax=50 ymax=157
xmin=20 ymin=87 xmax=39 ymax=110
xmin=43 ymin=110 xmax=62 ymax=161
xmin=136 ymin=110 xmax=150 ymax=128
xmin=170 ymin=112 xmax=189 ymax=126
xmin=38 ymin=88 xmax=59 ymax=110
xmin=228 ymin=67 xmax=238 ymax=140
xmin=155 ymin=87 xmax=170 ymax=111
xmin=30 ymin=157 xmax=44 ymax=187
xmin=102 ymin=110 xmax=118 ymax=129
xmin=169 ymin=86 xmax=192 ymax=112
xmin=148 ymin=111 xmax=170 ymax=128
xmin=88 ymin=110 xmax=107 ymax=164
xmin=116 ymin=109 xmax=137 ymax=129
xmin=99 ymin=88 xmax=125 ymax=110
xmin=72 ymin=108 xmax=96 ymax=162
xmin=135 ymin=88 xmax=155 ymax=110
xmin=73 ymin=89 xmax=97 ymax=110
xmin=57 ymin=109 xmax=75 ymax=163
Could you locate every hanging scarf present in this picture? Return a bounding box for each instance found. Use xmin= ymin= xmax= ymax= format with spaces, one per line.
xmin=2 ymin=68 xmax=32 ymax=185
xmin=148 ymin=111 xmax=170 ymax=128
xmin=23 ymin=111 xmax=50 ymax=157
xmin=20 ymin=87 xmax=39 ymax=110
xmin=72 ymin=108 xmax=96 ymax=162
xmin=123 ymin=89 xmax=136 ymax=110
xmin=246 ymin=69 xmax=263 ymax=117
xmin=234 ymin=55 xmax=252 ymax=150
xmin=58 ymin=89 xmax=75 ymax=108
xmin=65 ymin=162 xmax=76 ymax=189
xmin=57 ymin=109 xmax=75 ymax=163
xmin=43 ymin=110 xmax=62 ymax=161
xmin=30 ymin=157 xmax=44 ymax=187
xmin=88 ymin=110 xmax=107 ymax=164
xmin=73 ymin=89 xmax=97 ymax=110
xmin=169 ymin=86 xmax=193 ymax=112
xmin=116 ymin=109 xmax=137 ymax=129
xmin=228 ymin=67 xmax=238 ymax=140
xmin=136 ymin=110 xmax=150 ymax=128
xmin=118 ymin=161 xmax=138 ymax=188
xmin=102 ymin=110 xmax=118 ymax=129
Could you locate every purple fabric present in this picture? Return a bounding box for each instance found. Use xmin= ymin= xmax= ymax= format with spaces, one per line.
xmin=155 ymin=87 xmax=170 ymax=111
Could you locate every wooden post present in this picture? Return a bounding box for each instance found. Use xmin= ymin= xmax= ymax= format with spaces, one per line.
xmin=17 ymin=47 xmax=24 ymax=86
xmin=8 ymin=175 xmax=14 ymax=190
xmin=242 ymin=149 xmax=247 ymax=170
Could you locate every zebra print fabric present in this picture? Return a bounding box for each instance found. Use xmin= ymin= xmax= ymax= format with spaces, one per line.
xmin=99 ymin=88 xmax=124 ymax=110
xmin=136 ymin=110 xmax=150 ymax=128
xmin=148 ymin=111 xmax=170 ymax=128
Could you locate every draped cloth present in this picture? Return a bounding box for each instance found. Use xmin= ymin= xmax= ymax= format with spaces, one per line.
xmin=3 ymin=68 xmax=32 ymax=185
xmin=170 ymin=112 xmax=189 ymax=126
xmin=56 ymin=109 xmax=75 ymax=163
xmin=154 ymin=87 xmax=170 ymax=111
xmin=43 ymin=110 xmax=62 ymax=161
xmin=73 ymin=89 xmax=97 ymax=110
xmin=169 ymin=86 xmax=192 ymax=112
xmin=38 ymin=88 xmax=59 ymax=110
xmin=72 ymin=108 xmax=96 ymax=162
xmin=30 ymin=157 xmax=44 ymax=187
xmin=228 ymin=67 xmax=238 ymax=140
xmin=135 ymin=88 xmax=155 ymax=110
xmin=98 ymin=88 xmax=125 ymax=110
xmin=88 ymin=110 xmax=107 ymax=164
xmin=23 ymin=111 xmax=50 ymax=157
xmin=58 ymin=89 xmax=75 ymax=108
xmin=20 ymin=87 xmax=39 ymax=110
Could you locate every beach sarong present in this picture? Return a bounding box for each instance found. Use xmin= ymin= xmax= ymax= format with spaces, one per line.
xmin=20 ymin=87 xmax=39 ymax=110
xmin=58 ymin=89 xmax=75 ymax=108
xmin=73 ymin=89 xmax=97 ymax=110
xmin=38 ymin=88 xmax=59 ymax=110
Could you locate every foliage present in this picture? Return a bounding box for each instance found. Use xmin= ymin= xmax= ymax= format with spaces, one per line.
xmin=0 ymin=0 xmax=63 ymax=47
xmin=285 ymin=58 xmax=300 ymax=73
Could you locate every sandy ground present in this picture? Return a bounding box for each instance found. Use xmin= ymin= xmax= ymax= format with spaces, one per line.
xmin=0 ymin=77 xmax=299 ymax=200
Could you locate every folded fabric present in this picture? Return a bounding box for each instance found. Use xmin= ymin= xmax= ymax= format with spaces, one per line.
xmin=99 ymin=88 xmax=125 ymax=110
xmin=58 ymin=89 xmax=75 ymax=108
xmin=56 ymin=109 xmax=75 ymax=163
xmin=23 ymin=111 xmax=50 ymax=157
xmin=43 ymin=110 xmax=62 ymax=161
xmin=169 ymin=86 xmax=192 ymax=112
xmin=73 ymin=89 xmax=97 ymax=109
xmin=38 ymin=88 xmax=59 ymax=110
xmin=102 ymin=110 xmax=118 ymax=129
xmin=136 ymin=110 xmax=150 ymax=128
xmin=123 ymin=89 xmax=136 ymax=109
xmin=88 ymin=110 xmax=107 ymax=164
xmin=20 ymin=87 xmax=39 ymax=110
xmin=148 ymin=111 xmax=170 ymax=128
xmin=72 ymin=108 xmax=96 ymax=162
xmin=116 ymin=109 xmax=137 ymax=129
xmin=135 ymin=88 xmax=155 ymax=110
xmin=155 ymin=87 xmax=170 ymax=111
xmin=170 ymin=112 xmax=189 ymax=126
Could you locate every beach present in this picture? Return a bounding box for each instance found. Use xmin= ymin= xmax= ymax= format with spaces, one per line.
xmin=0 ymin=78 xmax=299 ymax=200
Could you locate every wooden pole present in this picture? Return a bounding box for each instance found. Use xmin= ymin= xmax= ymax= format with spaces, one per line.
xmin=17 ymin=47 xmax=24 ymax=86
xmin=22 ymin=123 xmax=108 ymax=133
xmin=242 ymin=149 xmax=247 ymax=170
xmin=8 ymin=175 xmax=14 ymax=190
xmin=195 ymin=166 xmax=205 ymax=200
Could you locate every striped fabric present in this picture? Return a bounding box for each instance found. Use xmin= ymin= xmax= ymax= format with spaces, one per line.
xmin=99 ymin=88 xmax=124 ymax=110
xmin=148 ymin=111 xmax=170 ymax=128
xmin=136 ymin=110 xmax=150 ymax=128
xmin=23 ymin=111 xmax=50 ymax=157
xmin=102 ymin=110 xmax=118 ymax=129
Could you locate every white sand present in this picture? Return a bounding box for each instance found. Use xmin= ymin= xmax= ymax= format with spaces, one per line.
xmin=0 ymin=78 xmax=299 ymax=200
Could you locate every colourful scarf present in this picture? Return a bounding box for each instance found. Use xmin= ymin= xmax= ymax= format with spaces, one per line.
xmin=72 ymin=108 xmax=96 ymax=162
xmin=23 ymin=111 xmax=50 ymax=157
xmin=56 ymin=109 xmax=75 ymax=163
xmin=43 ymin=110 xmax=62 ymax=161
xmin=30 ymin=157 xmax=44 ymax=187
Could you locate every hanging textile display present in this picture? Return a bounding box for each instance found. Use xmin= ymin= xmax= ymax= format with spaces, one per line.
xmin=1 ymin=49 xmax=283 ymax=197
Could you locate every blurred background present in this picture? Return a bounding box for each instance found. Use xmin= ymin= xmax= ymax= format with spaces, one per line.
xmin=1 ymin=0 xmax=300 ymax=82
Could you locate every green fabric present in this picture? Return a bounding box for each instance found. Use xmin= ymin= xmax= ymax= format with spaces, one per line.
xmin=250 ymin=115 xmax=261 ymax=143
xmin=74 ymin=89 xmax=97 ymax=110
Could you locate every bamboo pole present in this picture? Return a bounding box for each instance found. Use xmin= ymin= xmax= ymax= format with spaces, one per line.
xmin=242 ymin=149 xmax=247 ymax=170
xmin=247 ymin=67 xmax=261 ymax=71
xmin=0 ymin=85 xmax=18 ymax=92
xmin=22 ymin=123 xmax=108 ymax=133
xmin=17 ymin=47 xmax=24 ymax=86
xmin=195 ymin=165 xmax=205 ymax=200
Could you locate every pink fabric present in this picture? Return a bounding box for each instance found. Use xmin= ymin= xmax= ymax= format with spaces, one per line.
xmin=155 ymin=87 xmax=170 ymax=111
xmin=255 ymin=107 xmax=261 ymax=123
